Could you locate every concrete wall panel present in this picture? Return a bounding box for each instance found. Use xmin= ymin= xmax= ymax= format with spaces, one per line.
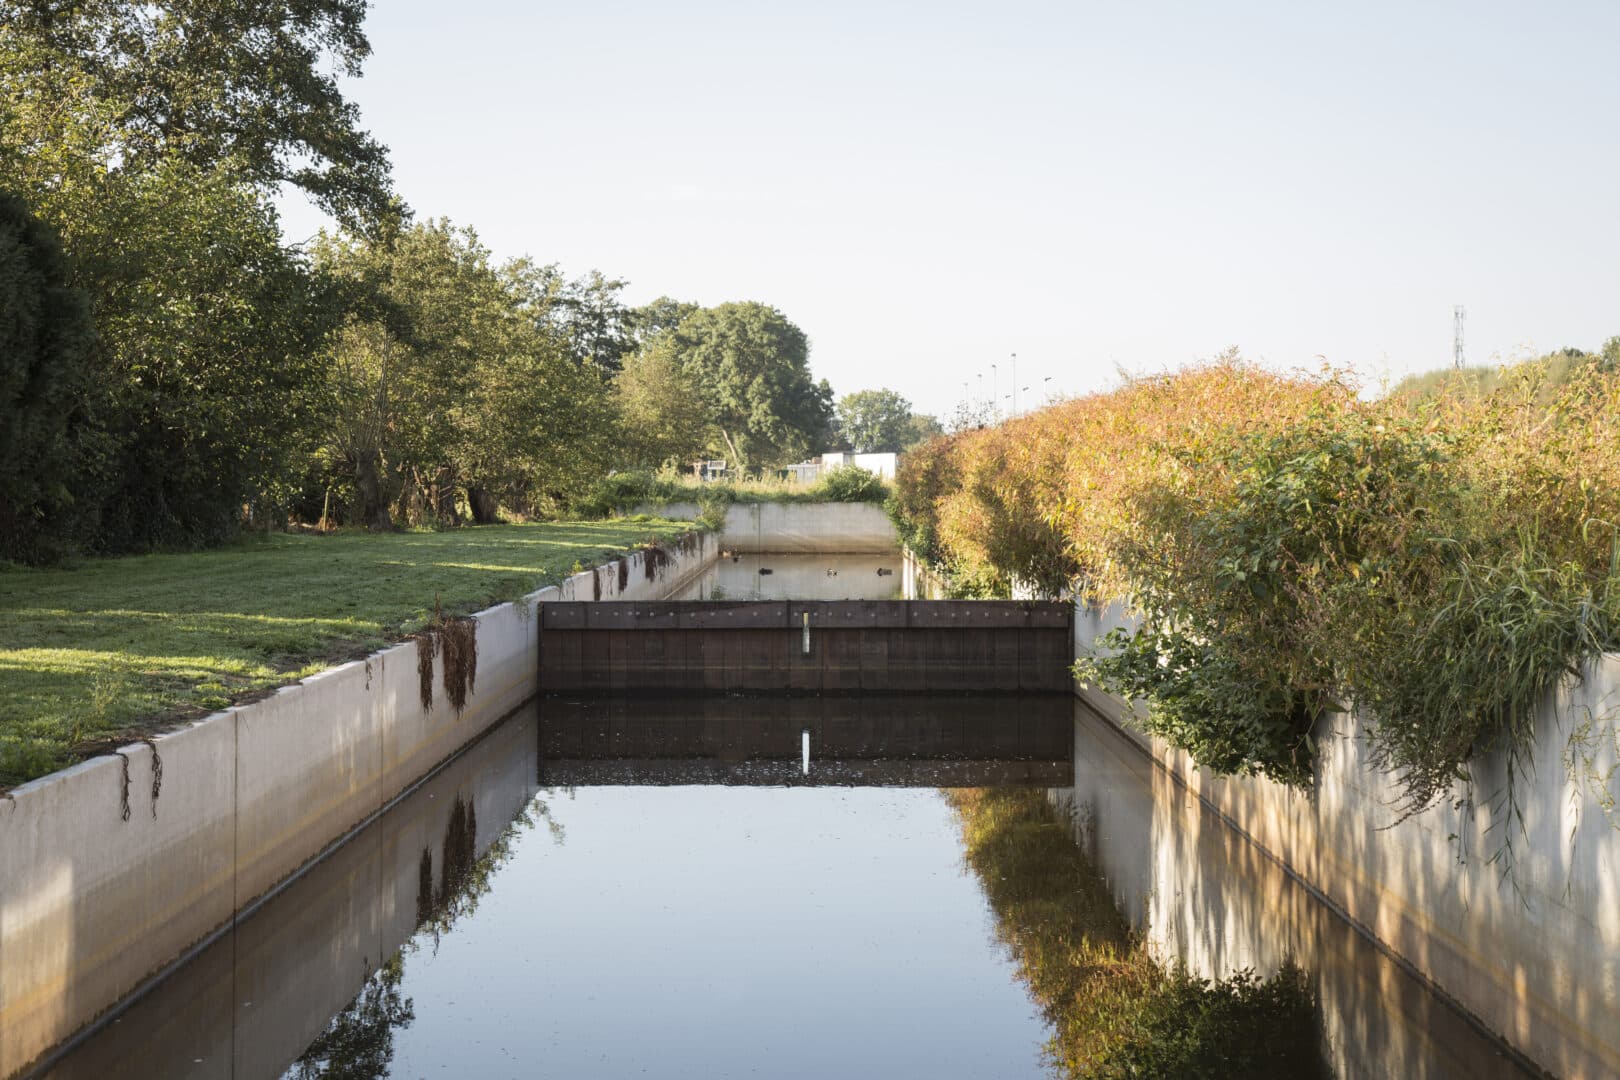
xmin=1071 ymin=600 xmax=1620 ymax=1080
xmin=1 ymin=530 xmax=716 ymax=1078
xmin=721 ymin=502 xmax=897 ymax=554
xmin=636 ymin=502 xmax=897 ymax=554
xmin=0 ymin=716 xmax=238 ymax=1078
xmin=234 ymin=660 xmax=381 ymax=909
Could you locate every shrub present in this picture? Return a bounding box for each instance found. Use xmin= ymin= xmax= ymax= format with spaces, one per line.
xmin=899 ymin=353 xmax=1620 ymax=820
xmin=809 ymin=464 xmax=887 ymax=503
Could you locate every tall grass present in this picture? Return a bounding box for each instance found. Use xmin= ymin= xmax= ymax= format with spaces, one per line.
xmin=576 ymin=465 xmax=891 ymax=521
xmin=896 ymin=354 xmax=1620 ymax=822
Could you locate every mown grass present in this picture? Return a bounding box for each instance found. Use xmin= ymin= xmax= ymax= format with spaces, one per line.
xmin=0 ymin=518 xmax=691 ymax=787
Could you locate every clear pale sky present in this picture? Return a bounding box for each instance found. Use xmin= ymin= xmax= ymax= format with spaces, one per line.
xmin=278 ymin=0 xmax=1620 ymax=419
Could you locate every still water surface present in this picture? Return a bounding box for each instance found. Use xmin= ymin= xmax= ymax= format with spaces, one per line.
xmin=42 ymin=694 xmax=1537 ymax=1079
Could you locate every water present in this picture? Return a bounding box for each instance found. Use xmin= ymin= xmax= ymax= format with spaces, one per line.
xmin=41 ymin=695 xmax=1537 ymax=1079
xmin=37 ymin=549 xmax=1541 ymax=1078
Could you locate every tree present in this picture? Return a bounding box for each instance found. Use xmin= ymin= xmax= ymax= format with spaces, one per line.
xmin=0 ymin=192 xmax=99 ymax=562
xmin=31 ymin=157 xmax=336 ymax=551
xmin=902 ymin=413 xmax=944 ymax=450
xmin=946 ymin=396 xmax=995 ymax=433
xmin=0 ymin=0 xmax=386 ymax=552
xmin=2 ymin=0 xmax=396 ymax=229
xmin=630 ymin=296 xmax=700 ymax=347
xmin=665 ymin=302 xmax=833 ymax=468
xmin=835 ymin=388 xmax=915 ymax=453
xmin=313 ymin=220 xmax=620 ymax=527
xmin=615 ymin=338 xmax=712 ymax=469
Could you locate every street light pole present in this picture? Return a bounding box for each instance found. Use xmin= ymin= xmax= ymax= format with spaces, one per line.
xmin=1011 ymin=353 xmax=1017 ymax=417
xmin=990 ymin=363 xmax=998 ymax=421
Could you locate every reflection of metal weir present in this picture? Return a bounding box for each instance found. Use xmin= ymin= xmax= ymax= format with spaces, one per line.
xmin=537 ymin=695 xmax=1075 ymax=788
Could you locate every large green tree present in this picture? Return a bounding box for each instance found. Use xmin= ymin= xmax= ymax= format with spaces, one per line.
xmin=630 ymin=296 xmax=700 ymax=347
xmin=835 ymin=388 xmax=915 ymax=453
xmin=1 ymin=0 xmax=395 ymax=228
xmin=313 ymin=221 xmax=618 ymax=527
xmin=665 ymin=302 xmax=833 ymax=468
xmin=83 ymin=161 xmax=335 ymax=548
xmin=0 ymin=0 xmax=393 ymax=553
xmin=615 ymin=337 xmax=712 ymax=469
xmin=902 ymin=412 xmax=945 ymax=449
xmin=0 ymin=192 xmax=99 ymax=562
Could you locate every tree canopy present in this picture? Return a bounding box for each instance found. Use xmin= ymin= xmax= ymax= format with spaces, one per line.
xmin=664 ymin=302 xmax=833 ymax=468
xmin=311 ymin=220 xmax=618 ymax=528
xmin=615 ymin=337 xmax=712 ymax=470
xmin=2 ymin=0 xmax=396 ymax=229
xmin=835 ymin=388 xmax=914 ymax=453
xmin=0 ymin=192 xmax=97 ymax=562
xmin=0 ymin=0 xmax=852 ymax=557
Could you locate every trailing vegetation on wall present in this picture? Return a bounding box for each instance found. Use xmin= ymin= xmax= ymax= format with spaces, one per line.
xmin=897 ymin=354 xmax=1620 ymax=815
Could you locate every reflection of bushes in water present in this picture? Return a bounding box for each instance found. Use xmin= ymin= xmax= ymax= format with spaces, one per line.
xmin=289 ymin=954 xmax=414 ymax=1080
xmin=413 ymin=791 xmax=560 ymax=943
xmin=944 ymin=788 xmax=1326 ymax=1079
xmin=415 ymin=792 xmax=478 ymax=940
xmin=1100 ymin=962 xmax=1324 ymax=1079
xmin=294 ymin=791 xmax=554 ymax=1076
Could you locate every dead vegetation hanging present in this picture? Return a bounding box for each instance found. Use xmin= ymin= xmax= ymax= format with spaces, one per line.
xmin=113 ymin=738 xmax=162 ymax=822
xmin=414 ymin=596 xmax=479 ymax=715
xmin=616 ymin=556 xmax=629 ymax=592
xmin=643 ymin=544 xmax=669 ymax=581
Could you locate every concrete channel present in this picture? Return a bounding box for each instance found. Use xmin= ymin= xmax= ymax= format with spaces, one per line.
xmin=4 ymin=499 xmax=1617 ymax=1077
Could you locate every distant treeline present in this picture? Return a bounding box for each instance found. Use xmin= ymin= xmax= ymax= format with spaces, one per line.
xmin=0 ymin=1 xmax=939 ymax=565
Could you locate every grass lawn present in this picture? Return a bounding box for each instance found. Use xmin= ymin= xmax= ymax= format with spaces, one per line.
xmin=0 ymin=518 xmax=693 ymax=788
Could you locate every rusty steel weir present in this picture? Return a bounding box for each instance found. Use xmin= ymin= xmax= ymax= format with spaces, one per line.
xmin=537 ymin=600 xmax=1074 ymax=694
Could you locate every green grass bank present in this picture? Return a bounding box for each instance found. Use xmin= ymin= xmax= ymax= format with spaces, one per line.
xmin=0 ymin=518 xmax=692 ymax=788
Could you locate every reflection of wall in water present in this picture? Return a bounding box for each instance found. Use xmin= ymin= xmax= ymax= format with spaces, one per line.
xmin=539 ymin=695 xmax=1075 ymax=787
xmin=669 ymin=553 xmax=903 ymax=601
xmin=1051 ymin=705 xmax=1536 ymax=1080
xmin=42 ymin=714 xmax=543 ymax=1080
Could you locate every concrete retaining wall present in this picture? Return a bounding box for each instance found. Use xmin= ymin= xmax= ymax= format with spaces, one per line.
xmin=639 ymin=501 xmax=899 ymax=554
xmin=42 ymin=699 xmax=542 ymax=1080
xmin=0 ymin=533 xmax=716 ymax=1079
xmin=1071 ymin=601 xmax=1620 ymax=1080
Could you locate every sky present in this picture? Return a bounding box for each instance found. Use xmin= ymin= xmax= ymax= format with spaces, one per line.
xmin=278 ymin=0 xmax=1620 ymax=420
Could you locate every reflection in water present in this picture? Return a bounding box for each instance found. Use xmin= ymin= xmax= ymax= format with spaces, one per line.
xmin=41 ymin=716 xmax=545 ymax=1080
xmin=287 ymin=792 xmax=529 ymax=1079
xmin=538 ymin=694 xmax=1075 ymax=788
xmin=39 ymin=697 xmax=1542 ymax=1078
xmin=946 ymin=787 xmax=1328 ymax=1078
xmin=285 ymin=958 xmax=412 ymax=1080
xmin=1055 ymin=706 xmax=1541 ymax=1080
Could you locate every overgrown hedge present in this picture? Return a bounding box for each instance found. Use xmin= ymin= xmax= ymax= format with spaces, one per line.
xmin=577 ymin=465 xmax=890 ymax=525
xmin=896 ymin=355 xmax=1620 ymax=813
